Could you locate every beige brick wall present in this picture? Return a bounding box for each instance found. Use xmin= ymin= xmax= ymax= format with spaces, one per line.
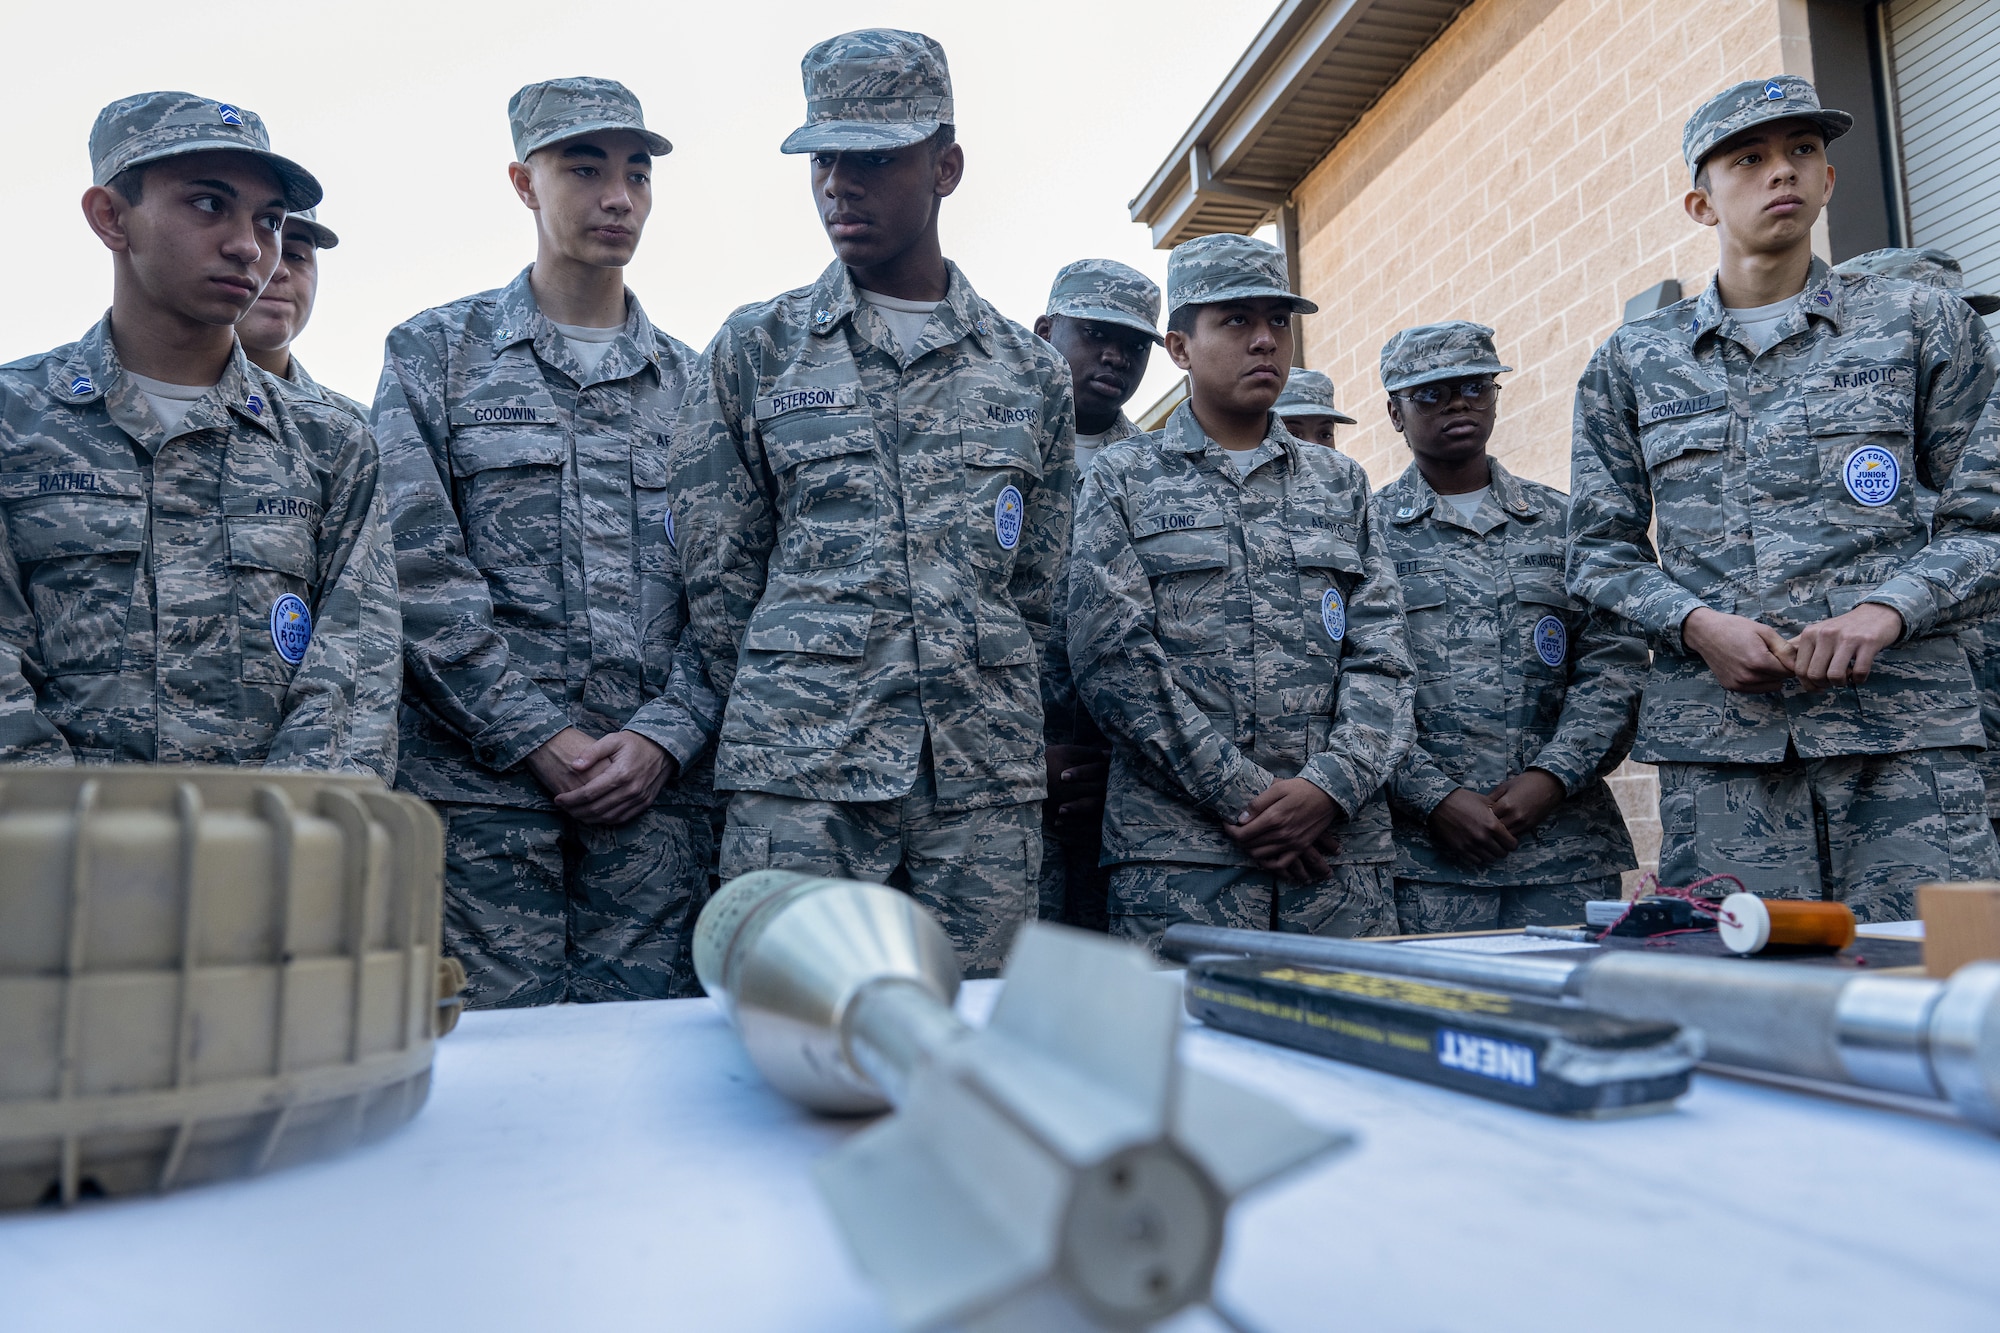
xmin=1292 ymin=0 xmax=1814 ymax=885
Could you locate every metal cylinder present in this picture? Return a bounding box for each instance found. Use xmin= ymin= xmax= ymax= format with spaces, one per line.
xmin=1159 ymin=924 xmax=1583 ymax=998
xmin=692 ymin=870 xmax=961 ymax=1114
xmin=1158 ymin=922 xmax=2000 ymax=1131
xmin=845 ymin=977 xmax=970 ymax=1106
xmin=1574 ymin=952 xmax=1852 ymax=1081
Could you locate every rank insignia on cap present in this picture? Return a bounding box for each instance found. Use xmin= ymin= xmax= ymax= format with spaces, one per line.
xmin=69 ymin=376 xmax=94 ymax=397
xmin=1764 ymin=81 xmax=1784 ymax=100
xmin=244 ymin=393 xmax=264 ymax=417
xmin=217 ymin=103 xmax=245 ymax=125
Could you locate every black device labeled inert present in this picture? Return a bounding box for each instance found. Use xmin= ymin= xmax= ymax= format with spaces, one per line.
xmin=1184 ymin=957 xmax=1700 ymax=1116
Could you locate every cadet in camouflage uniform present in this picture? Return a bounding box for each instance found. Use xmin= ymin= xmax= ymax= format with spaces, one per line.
xmin=1070 ymin=233 xmax=1413 ymax=955
xmin=1273 ymin=368 xmax=1357 ymax=448
xmin=0 ymin=92 xmax=398 ymax=776
xmin=1371 ymin=322 xmax=1643 ymax=933
xmin=1568 ymin=78 xmax=2000 ymax=921
xmin=1031 ymin=259 xmax=1162 ymax=928
xmin=670 ymin=30 xmax=1075 ymax=977
xmin=373 ymin=79 xmax=717 ymax=1007
xmin=238 ymin=208 xmax=367 ymax=420
xmin=1832 ymin=248 xmax=2000 ymax=842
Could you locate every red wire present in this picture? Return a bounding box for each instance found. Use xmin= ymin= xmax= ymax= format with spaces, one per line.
xmin=1596 ymin=872 xmax=1745 ymax=942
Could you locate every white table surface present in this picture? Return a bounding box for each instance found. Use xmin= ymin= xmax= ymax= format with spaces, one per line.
xmin=3 ymin=978 xmax=1997 ymax=1332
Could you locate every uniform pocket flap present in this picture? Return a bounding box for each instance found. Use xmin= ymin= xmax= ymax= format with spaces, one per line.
xmin=1806 ymin=372 xmax=1915 ymax=437
xmin=6 ymin=493 xmax=147 ymax=561
xmin=1514 ymin=579 xmax=1573 ymax=610
xmin=1399 ymin=578 xmax=1448 ymax=612
xmin=449 ymin=426 xmax=565 ymax=476
xmin=742 ymin=601 xmax=873 ymax=657
xmin=631 ymin=450 xmax=670 ymax=489
xmin=960 ymin=430 xmax=1044 ymax=479
xmin=1292 ymin=530 xmax=1364 ymax=573
xmin=975 ymin=614 xmax=1034 ymax=667
xmin=760 ymin=409 xmax=876 ymax=472
xmin=1933 ymin=762 xmax=1986 ymax=816
xmin=227 ymin=518 xmax=317 ymax=579
xmin=1132 ymin=525 xmax=1230 ymax=575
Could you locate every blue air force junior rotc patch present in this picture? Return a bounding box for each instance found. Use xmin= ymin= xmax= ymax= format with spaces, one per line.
xmin=1320 ymin=587 xmax=1346 ymax=642
xmin=994 ymin=485 xmax=1024 ymax=550
xmin=270 ymin=593 xmax=312 ymax=665
xmin=1843 ymin=445 xmax=1900 ymax=507
xmin=1533 ymin=614 xmax=1568 ymax=667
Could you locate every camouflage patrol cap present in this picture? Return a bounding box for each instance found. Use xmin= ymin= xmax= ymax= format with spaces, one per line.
xmin=90 ymin=91 xmax=322 ymax=212
xmin=1272 ymin=369 xmax=1358 ymax=424
xmin=1683 ymin=76 xmax=1852 ymax=178
xmin=1833 ymin=247 xmax=2000 ymax=316
xmin=1380 ymin=321 xmax=1512 ymax=394
xmin=1165 ymin=233 xmax=1317 ymax=318
xmin=782 ymin=29 xmax=953 ymax=155
xmin=1045 ymin=259 xmax=1163 ymax=344
xmin=285 ymin=207 xmax=338 ymax=250
xmin=508 ymin=77 xmax=672 ymax=161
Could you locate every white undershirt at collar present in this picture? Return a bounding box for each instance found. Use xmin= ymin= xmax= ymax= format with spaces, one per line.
xmin=126 ymin=370 xmax=213 ymax=433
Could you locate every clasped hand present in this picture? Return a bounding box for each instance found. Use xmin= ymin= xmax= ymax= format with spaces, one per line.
xmin=525 ymin=726 xmax=677 ymax=826
xmin=1682 ymin=603 xmax=1904 ymax=693
xmin=1223 ymin=777 xmax=1341 ymax=884
xmin=1426 ymin=769 xmax=1564 ymax=867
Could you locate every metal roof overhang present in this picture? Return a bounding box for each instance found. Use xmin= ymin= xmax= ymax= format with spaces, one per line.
xmin=1130 ymin=0 xmax=1474 ymax=247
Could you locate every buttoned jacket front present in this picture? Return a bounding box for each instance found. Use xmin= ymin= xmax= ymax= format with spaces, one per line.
xmin=1376 ymin=459 xmax=1641 ymax=885
xmin=670 ymin=260 xmax=1075 ymax=812
xmin=1569 ymin=260 xmax=2000 ymax=764
xmin=373 ymin=269 xmax=715 ymax=811
xmin=0 ymin=319 xmax=399 ymax=775
xmin=1069 ymin=403 xmax=1413 ymax=867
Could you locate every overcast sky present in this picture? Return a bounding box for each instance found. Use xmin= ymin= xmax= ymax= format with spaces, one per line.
xmin=0 ymin=0 xmax=1275 ymax=411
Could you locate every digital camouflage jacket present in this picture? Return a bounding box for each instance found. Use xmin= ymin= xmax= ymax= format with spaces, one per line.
xmin=1568 ymin=260 xmax=2000 ymax=763
xmin=670 ymin=260 xmax=1076 ymax=813
xmin=1069 ymin=403 xmax=1413 ymax=867
xmin=1375 ymin=458 xmax=1641 ymax=885
xmin=0 ymin=319 xmax=399 ymax=776
xmin=372 ymin=268 xmax=718 ymax=811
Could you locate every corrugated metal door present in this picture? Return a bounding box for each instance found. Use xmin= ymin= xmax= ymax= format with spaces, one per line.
xmin=1888 ymin=0 xmax=2000 ymax=307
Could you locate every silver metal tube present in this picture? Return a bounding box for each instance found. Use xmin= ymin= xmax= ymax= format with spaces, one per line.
xmin=1159 ymin=924 xmax=1585 ymax=999
xmin=1162 ymin=924 xmax=2000 ymax=1132
xmin=844 ymin=977 xmax=970 ymax=1107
